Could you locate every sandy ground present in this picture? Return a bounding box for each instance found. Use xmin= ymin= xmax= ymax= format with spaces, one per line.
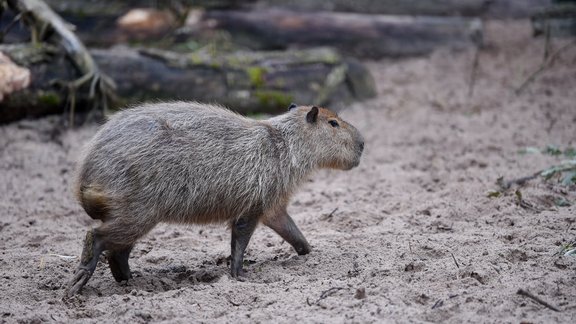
xmin=1 ymin=21 xmax=576 ymax=323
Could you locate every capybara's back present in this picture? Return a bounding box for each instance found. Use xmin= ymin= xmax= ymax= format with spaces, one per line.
xmin=66 ymin=101 xmax=364 ymax=297
xmin=77 ymin=103 xmax=289 ymax=233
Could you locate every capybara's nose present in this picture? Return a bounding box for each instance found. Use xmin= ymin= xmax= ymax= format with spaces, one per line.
xmin=359 ymin=141 xmax=365 ymax=152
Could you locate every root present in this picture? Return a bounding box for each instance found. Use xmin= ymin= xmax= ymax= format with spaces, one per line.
xmin=515 ymin=39 xmax=576 ymax=95
xmin=6 ymin=0 xmax=117 ymax=125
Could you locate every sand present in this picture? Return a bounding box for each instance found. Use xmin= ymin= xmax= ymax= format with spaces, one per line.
xmin=1 ymin=20 xmax=575 ymax=323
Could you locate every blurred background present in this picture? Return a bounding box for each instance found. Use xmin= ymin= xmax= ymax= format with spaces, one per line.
xmin=2 ymin=1 xmax=576 ymax=322
xmin=0 ymin=0 xmax=570 ymax=123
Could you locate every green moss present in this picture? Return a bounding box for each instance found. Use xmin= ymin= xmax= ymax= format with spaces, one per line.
xmin=246 ymin=66 xmax=266 ymax=88
xmin=75 ymin=9 xmax=87 ymax=18
xmin=188 ymin=53 xmax=208 ymax=65
xmin=254 ymin=90 xmax=293 ymax=109
xmin=246 ymin=112 xmax=270 ymax=120
xmin=37 ymin=91 xmax=62 ymax=106
xmin=209 ymin=61 xmax=221 ymax=69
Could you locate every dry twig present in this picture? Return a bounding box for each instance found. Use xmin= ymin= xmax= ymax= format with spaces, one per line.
xmin=517 ymin=289 xmax=560 ymax=312
xmin=307 ymin=287 xmax=345 ymax=307
xmin=328 ymin=207 xmax=339 ymax=218
xmin=431 ymin=299 xmax=444 ymax=309
xmin=450 ymin=252 xmax=460 ymax=269
xmin=468 ymin=45 xmax=481 ymax=97
xmin=322 ymin=207 xmax=339 ymax=221
xmin=226 ymin=296 xmax=241 ymax=306
xmin=496 ymin=171 xmax=541 ymax=190
xmin=515 ymin=39 xmax=576 ymax=94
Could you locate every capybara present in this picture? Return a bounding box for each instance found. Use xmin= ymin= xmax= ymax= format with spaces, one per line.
xmin=65 ymin=102 xmax=364 ymax=296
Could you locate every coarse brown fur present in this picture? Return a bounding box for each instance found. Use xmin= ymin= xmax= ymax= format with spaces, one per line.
xmin=65 ymin=101 xmax=364 ymax=297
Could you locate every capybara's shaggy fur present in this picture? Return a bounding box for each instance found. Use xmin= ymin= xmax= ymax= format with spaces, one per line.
xmin=65 ymin=102 xmax=364 ymax=297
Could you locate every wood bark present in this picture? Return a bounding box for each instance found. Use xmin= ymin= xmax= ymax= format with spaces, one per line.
xmin=0 ymin=45 xmax=376 ymax=123
xmin=42 ymin=0 xmax=551 ymax=18
xmin=3 ymin=0 xmax=254 ymax=46
xmin=4 ymin=4 xmax=483 ymax=57
xmin=4 ymin=0 xmax=117 ymax=125
xmin=532 ymin=4 xmax=576 ymax=37
xmin=196 ymin=9 xmax=483 ymax=58
xmin=251 ymin=0 xmax=552 ymax=18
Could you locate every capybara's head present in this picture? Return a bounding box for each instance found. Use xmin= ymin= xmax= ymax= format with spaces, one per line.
xmin=290 ymin=104 xmax=364 ymax=170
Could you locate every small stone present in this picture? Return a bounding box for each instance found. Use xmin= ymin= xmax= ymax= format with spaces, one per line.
xmin=355 ymin=287 xmax=366 ymax=299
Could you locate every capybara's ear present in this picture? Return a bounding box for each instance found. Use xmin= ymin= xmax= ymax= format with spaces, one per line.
xmin=288 ymin=103 xmax=298 ymax=111
xmin=306 ymin=106 xmax=319 ymax=123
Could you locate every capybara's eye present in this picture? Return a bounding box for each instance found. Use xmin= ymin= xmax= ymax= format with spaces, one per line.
xmin=329 ymin=120 xmax=339 ymax=128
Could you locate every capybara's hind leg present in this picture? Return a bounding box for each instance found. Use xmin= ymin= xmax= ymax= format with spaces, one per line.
xmin=64 ymin=229 xmax=106 ymax=297
xmin=107 ymin=246 xmax=133 ymax=282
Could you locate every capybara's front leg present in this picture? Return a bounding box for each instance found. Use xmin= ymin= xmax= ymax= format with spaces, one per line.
xmin=230 ymin=216 xmax=259 ymax=278
xmin=64 ymin=229 xmax=106 ymax=297
xmin=263 ymin=208 xmax=311 ymax=255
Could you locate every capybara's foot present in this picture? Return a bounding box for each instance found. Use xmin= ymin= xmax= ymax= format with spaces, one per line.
xmin=296 ymin=243 xmax=311 ymax=255
xmin=63 ymin=229 xmax=105 ymax=297
xmin=263 ymin=209 xmax=312 ymax=256
xmin=230 ymin=267 xmax=245 ymax=279
xmin=108 ymin=247 xmax=132 ymax=282
xmin=64 ymin=268 xmax=92 ymax=298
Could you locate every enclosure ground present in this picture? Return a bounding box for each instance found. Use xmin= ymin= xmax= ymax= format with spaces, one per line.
xmin=1 ymin=21 xmax=575 ymax=323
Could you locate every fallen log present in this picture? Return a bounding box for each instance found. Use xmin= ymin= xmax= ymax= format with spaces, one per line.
xmin=100 ymin=47 xmax=376 ymax=111
xmin=195 ymin=9 xmax=483 ymax=58
xmin=42 ymin=0 xmax=551 ymax=19
xmin=3 ymin=0 xmax=254 ymax=46
xmin=0 ymin=44 xmax=77 ymax=123
xmin=0 ymin=52 xmax=30 ymax=101
xmin=4 ymin=0 xmax=117 ymax=125
xmin=4 ymin=4 xmax=482 ymax=57
xmin=0 ymin=45 xmax=376 ymax=123
xmin=252 ymin=0 xmax=490 ymax=16
xmin=0 ymin=5 xmax=178 ymax=47
xmin=44 ymin=0 xmax=252 ymax=14
xmin=251 ymin=0 xmax=551 ymax=18
xmin=532 ymin=3 xmax=576 ymax=37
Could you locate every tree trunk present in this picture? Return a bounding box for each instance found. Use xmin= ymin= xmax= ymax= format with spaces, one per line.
xmin=0 ymin=45 xmax=375 ymax=123
xmin=251 ymin=0 xmax=551 ymax=18
xmin=532 ymin=3 xmax=576 ymax=37
xmin=195 ymin=9 xmax=483 ymax=58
